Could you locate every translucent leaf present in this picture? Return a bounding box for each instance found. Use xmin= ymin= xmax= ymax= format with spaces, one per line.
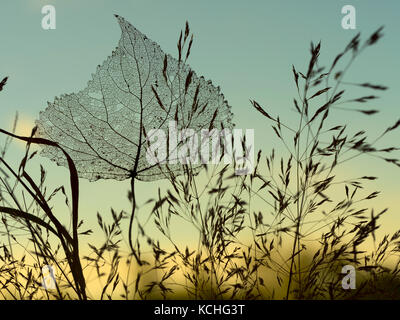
xmin=36 ymin=15 xmax=233 ymax=182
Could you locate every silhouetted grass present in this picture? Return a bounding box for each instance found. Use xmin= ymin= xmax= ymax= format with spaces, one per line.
xmin=0 ymin=25 xmax=399 ymax=300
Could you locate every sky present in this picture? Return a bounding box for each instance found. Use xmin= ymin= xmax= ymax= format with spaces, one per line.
xmin=0 ymin=0 xmax=399 ymax=252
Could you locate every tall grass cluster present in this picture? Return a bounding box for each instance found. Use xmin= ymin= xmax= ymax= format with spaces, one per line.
xmin=0 ymin=25 xmax=399 ymax=300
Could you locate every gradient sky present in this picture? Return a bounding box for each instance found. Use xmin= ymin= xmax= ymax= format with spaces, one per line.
xmin=0 ymin=0 xmax=399 ymax=249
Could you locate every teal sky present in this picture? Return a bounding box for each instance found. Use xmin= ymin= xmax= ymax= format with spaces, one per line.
xmin=0 ymin=0 xmax=399 ymax=245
